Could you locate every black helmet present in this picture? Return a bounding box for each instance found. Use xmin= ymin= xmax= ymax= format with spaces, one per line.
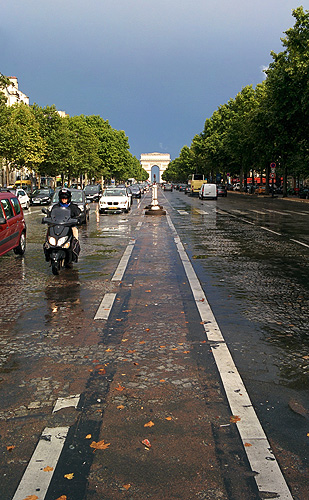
xmin=59 ymin=188 xmax=71 ymax=204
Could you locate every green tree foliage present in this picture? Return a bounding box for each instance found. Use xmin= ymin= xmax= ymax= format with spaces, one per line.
xmin=1 ymin=103 xmax=46 ymax=174
xmin=170 ymin=7 xmax=309 ymax=191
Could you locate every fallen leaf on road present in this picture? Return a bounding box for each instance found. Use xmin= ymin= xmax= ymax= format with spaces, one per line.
xmin=105 ymin=348 xmax=113 ymax=352
xmin=122 ymin=339 xmax=129 ymax=342
xmin=159 ymin=379 xmax=165 ymax=382
xmin=55 ymin=496 xmax=67 ymax=500
xmin=98 ymin=368 xmax=106 ymax=375
xmin=139 ymin=341 xmax=145 ymax=344
xmin=244 ymin=443 xmax=252 ymax=447
xmin=116 ymin=318 xmax=123 ymax=321
xmin=183 ymin=351 xmax=190 ymax=353
xmin=64 ymin=473 xmax=74 ymax=480
xmin=43 ymin=466 xmax=53 ymax=472
xmin=85 ymin=434 xmax=92 ymax=439
xmin=230 ymin=415 xmax=241 ymax=423
xmin=159 ymin=346 xmax=166 ymax=348
xmin=144 ymin=421 xmax=154 ymax=427
xmin=90 ymin=440 xmax=111 ymax=450
xmin=115 ymin=384 xmax=125 ymax=391
xmin=165 ymin=417 xmax=172 ymax=421
xmin=141 ymin=439 xmax=151 ymax=448
xmin=22 ymin=496 xmax=38 ymax=500
xmin=6 ymin=445 xmax=15 ymax=451
xmin=127 ymin=350 xmax=136 ymax=354
xmin=145 ymin=290 xmax=151 ymax=292
xmin=145 ymin=328 xmax=150 ymax=331
xmin=123 ymin=310 xmax=131 ymax=312
xmin=117 ymin=405 xmax=125 ymax=410
xmin=123 ymin=484 xmax=131 ymax=490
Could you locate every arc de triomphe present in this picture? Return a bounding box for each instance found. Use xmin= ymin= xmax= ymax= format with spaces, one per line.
xmin=140 ymin=153 xmax=171 ymax=183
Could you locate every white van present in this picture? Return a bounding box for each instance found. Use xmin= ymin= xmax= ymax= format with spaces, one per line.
xmin=199 ymin=183 xmax=217 ymax=200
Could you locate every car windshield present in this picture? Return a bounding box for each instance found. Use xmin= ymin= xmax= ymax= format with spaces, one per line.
xmin=33 ymin=189 xmax=50 ymax=195
xmin=103 ymin=190 xmax=125 ymax=197
xmin=84 ymin=185 xmax=99 ymax=193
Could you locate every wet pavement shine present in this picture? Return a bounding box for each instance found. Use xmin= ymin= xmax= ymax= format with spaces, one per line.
xmin=0 ymin=189 xmax=308 ymax=500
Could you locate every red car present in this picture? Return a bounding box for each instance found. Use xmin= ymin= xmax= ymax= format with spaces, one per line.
xmin=0 ymin=189 xmax=26 ymax=256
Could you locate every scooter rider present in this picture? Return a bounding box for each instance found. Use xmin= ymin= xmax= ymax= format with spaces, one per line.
xmin=56 ymin=188 xmax=81 ymax=240
xmin=54 ymin=188 xmax=81 ymax=263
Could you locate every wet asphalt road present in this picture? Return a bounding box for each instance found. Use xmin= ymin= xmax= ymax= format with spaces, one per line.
xmin=0 ymin=190 xmax=308 ymax=500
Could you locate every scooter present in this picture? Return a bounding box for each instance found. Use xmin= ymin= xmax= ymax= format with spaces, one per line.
xmin=42 ymin=206 xmax=80 ymax=275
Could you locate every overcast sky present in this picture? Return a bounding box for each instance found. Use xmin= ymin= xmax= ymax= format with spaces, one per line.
xmin=1 ymin=0 xmax=306 ymax=159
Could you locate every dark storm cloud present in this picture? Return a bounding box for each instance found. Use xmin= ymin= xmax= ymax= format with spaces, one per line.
xmin=0 ymin=0 xmax=301 ymax=158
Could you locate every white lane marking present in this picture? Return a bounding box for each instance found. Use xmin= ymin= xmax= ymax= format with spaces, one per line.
xmin=177 ymin=210 xmax=188 ymax=215
xmin=53 ymin=394 xmax=80 ymax=413
xmin=260 ymin=227 xmax=282 ymax=236
xmin=194 ymin=209 xmax=209 ymax=215
xmin=263 ymin=209 xmax=291 ymax=216
xmin=12 ymin=427 xmax=69 ymax=500
xmin=166 ymin=214 xmax=293 ymax=500
xmin=231 ymin=209 xmax=248 ymax=215
xmin=240 ymin=219 xmax=255 ymax=225
xmin=290 ymin=239 xmax=309 ymax=248
xmin=250 ymin=209 xmax=268 ymax=215
xmin=136 ymin=222 xmax=143 ymax=230
xmin=112 ymin=239 xmax=135 ymax=281
xmin=275 ymin=209 xmax=309 ymax=216
xmin=94 ymin=293 xmax=117 ymax=320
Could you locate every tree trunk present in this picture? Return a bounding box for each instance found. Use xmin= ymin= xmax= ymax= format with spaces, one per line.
xmin=282 ymin=163 xmax=288 ymax=197
xmin=265 ymin=163 xmax=270 ymax=195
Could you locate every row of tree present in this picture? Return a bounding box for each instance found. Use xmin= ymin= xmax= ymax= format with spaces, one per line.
xmin=0 ymin=76 xmax=148 ymax=187
xmin=163 ymin=7 xmax=309 ymax=196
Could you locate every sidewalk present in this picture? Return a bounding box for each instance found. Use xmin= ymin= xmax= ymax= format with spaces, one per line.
xmin=83 ymin=210 xmax=259 ymax=499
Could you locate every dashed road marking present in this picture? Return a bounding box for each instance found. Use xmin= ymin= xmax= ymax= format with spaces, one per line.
xmin=53 ymin=394 xmax=81 ymax=413
xmin=263 ymin=209 xmax=291 ymax=216
xmin=94 ymin=293 xmax=117 ymax=320
xmin=290 ymin=238 xmax=309 ymax=248
xmin=194 ymin=209 xmax=209 ymax=215
xmin=112 ymin=239 xmax=135 ymax=281
xmin=12 ymin=427 xmax=69 ymax=500
xmin=177 ymin=210 xmax=189 ymax=215
xmin=250 ymin=209 xmax=268 ymax=215
xmin=166 ymin=214 xmax=293 ymax=500
xmin=260 ymin=227 xmax=282 ymax=236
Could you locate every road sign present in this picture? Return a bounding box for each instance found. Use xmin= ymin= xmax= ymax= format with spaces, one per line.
xmin=270 ymin=173 xmax=276 ymax=179
xmin=270 ymin=162 xmax=276 ymax=169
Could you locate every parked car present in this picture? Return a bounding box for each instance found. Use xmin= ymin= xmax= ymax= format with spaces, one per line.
xmin=9 ymin=188 xmax=30 ymax=209
xmin=30 ymin=187 xmax=54 ymax=206
xmin=50 ymin=188 xmax=90 ymax=224
xmin=163 ymin=183 xmax=173 ymax=191
xmin=84 ymin=184 xmax=102 ymax=202
xmin=178 ymin=184 xmax=187 ymax=192
xmin=255 ymin=185 xmax=266 ymax=194
xmin=0 ymin=189 xmax=26 ymax=256
xmin=184 ymin=186 xmax=191 ymax=194
xmin=216 ymin=184 xmax=227 ymax=197
xmin=299 ymin=187 xmax=309 ymax=199
xmin=99 ymin=188 xmax=131 ymax=214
